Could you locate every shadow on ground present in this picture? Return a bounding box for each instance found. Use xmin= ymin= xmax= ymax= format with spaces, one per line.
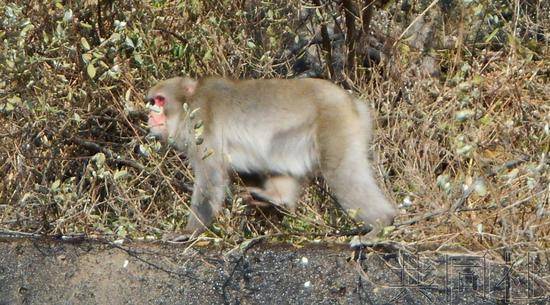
xmin=0 ymin=237 xmax=548 ymax=305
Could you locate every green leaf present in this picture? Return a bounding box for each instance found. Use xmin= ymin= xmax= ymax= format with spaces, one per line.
xmin=239 ymin=239 xmax=253 ymax=250
xmin=82 ymin=53 xmax=92 ymax=63
xmin=133 ymin=54 xmax=143 ymax=66
xmin=109 ymin=32 xmax=121 ymax=42
xmin=87 ymin=63 xmax=96 ymax=78
xmin=2 ymin=96 xmax=20 ymax=112
xmin=79 ymin=22 xmax=93 ymax=30
xmin=455 ymin=109 xmax=475 ymax=122
xmin=116 ymin=225 xmax=127 ymax=238
xmin=203 ymin=49 xmax=212 ymax=61
xmin=485 ymin=28 xmax=500 ymax=43
xmin=63 ymin=9 xmax=73 ymax=22
xmin=0 ymin=102 xmax=15 ymax=113
xmin=380 ymin=225 xmax=395 ymax=237
xmin=246 ymin=41 xmax=256 ymax=49
xmin=56 ymin=23 xmax=64 ymax=36
xmin=20 ymin=23 xmax=35 ymax=37
xmin=457 ymin=144 xmax=474 ymax=156
xmin=479 ymin=115 xmax=491 ymax=125
xmin=125 ymin=88 xmax=131 ymax=102
xmin=91 ymin=152 xmax=106 ymax=167
xmin=92 ymin=51 xmax=104 ymax=59
xmin=138 ymin=144 xmax=151 ymax=157
xmin=473 ymin=179 xmax=487 ymax=196
xmin=125 ymin=37 xmax=135 ymax=49
xmin=8 ymin=96 xmax=22 ymax=104
xmin=98 ymin=60 xmax=109 ymax=69
xmin=114 ymin=170 xmax=129 ymax=180
xmin=81 ymin=37 xmax=90 ymax=51
xmin=51 ymin=179 xmax=61 ymax=191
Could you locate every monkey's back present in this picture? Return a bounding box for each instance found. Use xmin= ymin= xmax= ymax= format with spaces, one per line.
xmin=196 ymin=77 xmax=358 ymax=123
xmin=193 ymin=77 xmax=368 ymax=176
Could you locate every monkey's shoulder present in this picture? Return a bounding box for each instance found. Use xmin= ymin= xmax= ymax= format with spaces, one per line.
xmin=199 ymin=77 xmax=335 ymax=89
xmin=195 ymin=77 xmax=349 ymax=108
xmin=199 ymin=77 xmax=235 ymax=89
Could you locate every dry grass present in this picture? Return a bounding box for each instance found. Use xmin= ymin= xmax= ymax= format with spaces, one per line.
xmin=0 ymin=1 xmax=548 ymax=258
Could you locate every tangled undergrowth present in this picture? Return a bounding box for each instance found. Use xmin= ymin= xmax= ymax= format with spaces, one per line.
xmin=0 ymin=0 xmax=548 ymax=260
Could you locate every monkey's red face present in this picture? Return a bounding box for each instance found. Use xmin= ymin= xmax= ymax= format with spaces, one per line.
xmin=146 ymin=95 xmax=169 ymax=140
xmin=146 ymin=77 xmax=198 ymax=142
xmin=149 ymin=95 xmax=166 ymax=107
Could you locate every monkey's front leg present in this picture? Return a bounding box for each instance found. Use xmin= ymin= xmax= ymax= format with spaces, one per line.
xmin=164 ymin=160 xmax=228 ymax=242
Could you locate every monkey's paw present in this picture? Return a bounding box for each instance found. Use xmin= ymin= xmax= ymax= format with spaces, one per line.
xmin=162 ymin=231 xmax=198 ymax=243
xmin=349 ymin=235 xmax=402 ymax=252
xmin=237 ymin=189 xmax=273 ymax=208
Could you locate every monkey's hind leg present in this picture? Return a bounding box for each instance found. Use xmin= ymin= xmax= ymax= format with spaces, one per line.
xmin=317 ymin=121 xmax=396 ymax=235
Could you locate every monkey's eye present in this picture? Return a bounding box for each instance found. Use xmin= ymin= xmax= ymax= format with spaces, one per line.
xmin=154 ymin=95 xmax=166 ymax=107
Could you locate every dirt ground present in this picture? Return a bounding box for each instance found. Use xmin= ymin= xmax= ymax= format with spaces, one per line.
xmin=0 ymin=237 xmax=548 ymax=305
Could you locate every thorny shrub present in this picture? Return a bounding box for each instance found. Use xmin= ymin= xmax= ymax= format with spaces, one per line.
xmin=0 ymin=1 xmax=548 ymax=258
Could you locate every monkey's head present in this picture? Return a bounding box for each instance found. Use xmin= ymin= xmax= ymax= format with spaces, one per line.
xmin=146 ymin=77 xmax=198 ymax=141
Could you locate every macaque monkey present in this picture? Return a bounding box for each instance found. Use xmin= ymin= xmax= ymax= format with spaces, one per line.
xmin=146 ymin=77 xmax=396 ymax=240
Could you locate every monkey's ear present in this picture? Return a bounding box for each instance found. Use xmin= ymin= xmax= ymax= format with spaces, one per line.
xmin=180 ymin=78 xmax=198 ymax=97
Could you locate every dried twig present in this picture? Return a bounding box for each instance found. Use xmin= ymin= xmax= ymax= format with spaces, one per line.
xmin=312 ymin=0 xmax=335 ymax=79
xmin=396 ymin=186 xmax=475 ymax=227
xmin=392 ymin=0 xmax=439 ymax=48
xmin=70 ymin=136 xmax=146 ymax=171
xmin=342 ymin=0 xmax=358 ymax=70
xmin=154 ymin=28 xmax=188 ymax=44
xmin=70 ymin=136 xmax=193 ymax=193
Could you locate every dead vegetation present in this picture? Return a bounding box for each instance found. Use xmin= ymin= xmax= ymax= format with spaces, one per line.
xmin=0 ymin=0 xmax=548 ymax=259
